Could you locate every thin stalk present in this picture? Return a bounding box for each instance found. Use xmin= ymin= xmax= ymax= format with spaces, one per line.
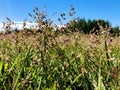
xmin=98 ymin=52 xmax=102 ymax=90
xmin=104 ymin=35 xmax=110 ymax=66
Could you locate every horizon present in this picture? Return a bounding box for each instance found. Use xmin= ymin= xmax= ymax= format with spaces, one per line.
xmin=0 ymin=0 xmax=120 ymax=30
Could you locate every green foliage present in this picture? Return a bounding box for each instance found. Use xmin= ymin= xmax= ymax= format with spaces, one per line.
xmin=0 ymin=31 xmax=120 ymax=89
xmin=110 ymin=26 xmax=120 ymax=36
xmin=0 ymin=5 xmax=120 ymax=90
xmin=68 ymin=18 xmax=112 ymax=34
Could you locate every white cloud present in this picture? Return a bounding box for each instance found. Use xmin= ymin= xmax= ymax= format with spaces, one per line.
xmin=0 ymin=21 xmax=38 ymax=31
xmin=0 ymin=22 xmax=4 ymax=31
xmin=12 ymin=21 xmax=38 ymax=30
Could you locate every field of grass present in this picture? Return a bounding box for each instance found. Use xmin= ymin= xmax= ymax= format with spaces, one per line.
xmin=0 ymin=28 xmax=120 ymax=90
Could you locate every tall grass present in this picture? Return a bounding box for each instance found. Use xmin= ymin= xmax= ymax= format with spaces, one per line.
xmin=0 ymin=31 xmax=119 ymax=89
xmin=0 ymin=6 xmax=120 ymax=90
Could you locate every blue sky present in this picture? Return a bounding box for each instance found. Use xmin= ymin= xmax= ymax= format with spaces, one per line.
xmin=0 ymin=0 xmax=120 ymax=27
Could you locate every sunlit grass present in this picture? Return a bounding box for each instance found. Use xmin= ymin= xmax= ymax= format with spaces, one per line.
xmin=0 ymin=5 xmax=120 ymax=90
xmin=0 ymin=31 xmax=119 ymax=90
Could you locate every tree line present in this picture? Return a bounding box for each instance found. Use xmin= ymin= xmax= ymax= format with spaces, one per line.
xmin=67 ymin=18 xmax=120 ymax=36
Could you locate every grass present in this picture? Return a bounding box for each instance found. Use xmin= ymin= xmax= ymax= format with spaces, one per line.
xmin=0 ymin=29 xmax=119 ymax=90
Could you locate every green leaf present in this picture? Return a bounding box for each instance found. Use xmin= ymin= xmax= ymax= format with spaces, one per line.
xmin=0 ymin=62 xmax=4 ymax=75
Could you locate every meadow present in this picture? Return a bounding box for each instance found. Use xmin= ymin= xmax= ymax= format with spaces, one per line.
xmin=0 ymin=28 xmax=120 ymax=90
xmin=0 ymin=6 xmax=120 ymax=90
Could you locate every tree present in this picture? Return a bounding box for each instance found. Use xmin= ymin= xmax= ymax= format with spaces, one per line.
xmin=110 ymin=26 xmax=120 ymax=36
